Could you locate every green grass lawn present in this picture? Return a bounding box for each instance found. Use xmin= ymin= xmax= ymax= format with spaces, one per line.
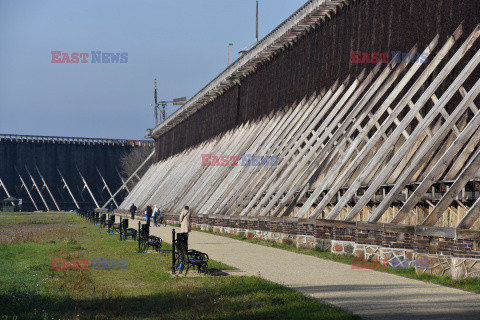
xmin=192 ymin=227 xmax=480 ymax=294
xmin=0 ymin=212 xmax=359 ymax=320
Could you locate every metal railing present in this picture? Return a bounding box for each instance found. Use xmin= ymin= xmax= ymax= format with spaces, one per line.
xmin=0 ymin=134 xmax=155 ymax=147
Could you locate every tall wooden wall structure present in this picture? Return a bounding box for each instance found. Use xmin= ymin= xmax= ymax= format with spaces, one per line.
xmin=0 ymin=134 xmax=154 ymax=211
xmin=119 ymin=0 xmax=480 ymax=278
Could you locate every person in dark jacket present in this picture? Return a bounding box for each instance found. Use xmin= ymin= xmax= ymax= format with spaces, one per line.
xmin=130 ymin=203 xmax=137 ymax=220
xmin=145 ymin=204 xmax=153 ymax=227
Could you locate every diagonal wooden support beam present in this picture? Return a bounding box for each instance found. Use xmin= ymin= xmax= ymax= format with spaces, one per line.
xmin=115 ymin=167 xmax=130 ymax=193
xmin=241 ymin=75 xmax=353 ymax=217
xmin=102 ymin=150 xmax=154 ymax=208
xmin=232 ymin=80 xmax=344 ymax=216
xmin=285 ymin=42 xmax=439 ymax=219
xmin=264 ymin=68 xmax=384 ymax=218
xmin=76 ymin=166 xmax=100 ymax=209
xmin=96 ymin=167 xmax=118 ymax=208
xmin=224 ymin=89 xmax=334 ymax=216
xmin=0 ymin=176 xmax=17 ymax=207
xmin=15 ymin=166 xmax=39 ymax=211
xmin=297 ymin=32 xmax=446 ymax=219
xmin=391 ymin=115 xmax=480 ymax=224
xmin=356 ymin=48 xmax=480 ymax=223
xmin=206 ymin=94 xmax=319 ymax=216
xmin=327 ymin=25 xmax=480 ymax=221
xmin=35 ymin=165 xmax=60 ymax=211
xmin=0 ymin=176 xmax=11 ymax=199
xmin=25 ymin=165 xmax=50 ymax=211
xmin=421 ymin=144 xmax=480 ymax=227
xmin=76 ymin=185 xmax=86 ymax=202
xmin=457 ymin=193 xmax=480 ymax=229
xmin=384 ymin=101 xmax=480 ymax=224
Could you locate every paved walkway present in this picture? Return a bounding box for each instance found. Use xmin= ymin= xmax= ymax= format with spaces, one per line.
xmin=138 ymin=220 xmax=480 ymax=320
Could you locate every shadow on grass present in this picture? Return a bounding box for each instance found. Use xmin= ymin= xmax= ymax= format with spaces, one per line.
xmin=0 ymin=276 xmax=359 ymax=320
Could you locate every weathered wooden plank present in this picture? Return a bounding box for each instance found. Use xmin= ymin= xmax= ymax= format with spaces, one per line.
xmin=352 ymin=53 xmax=480 ymax=222
xmin=205 ymin=93 xmax=318 ymax=215
xmin=242 ymin=75 xmax=352 ymax=217
xmin=387 ymin=107 xmax=480 ymax=224
xmin=419 ymin=142 xmax=480 ymax=227
xmin=301 ymin=31 xmax=456 ymax=218
xmin=326 ymin=26 xmax=480 ymax=221
xmin=229 ymin=80 xmax=343 ymax=216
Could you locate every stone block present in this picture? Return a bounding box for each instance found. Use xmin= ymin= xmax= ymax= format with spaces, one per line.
xmin=354 ymin=250 xmax=364 ymax=258
xmin=333 ymin=245 xmax=343 ymax=252
xmin=245 ymin=232 xmax=255 ymax=239
xmin=344 ymin=243 xmax=354 ymax=255
xmin=236 ymin=230 xmax=245 ymax=237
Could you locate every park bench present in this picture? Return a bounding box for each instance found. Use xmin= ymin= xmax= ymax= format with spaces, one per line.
xmin=124 ymin=227 xmax=137 ymax=241
xmin=119 ymin=218 xmax=137 ymax=241
xmin=107 ymin=214 xmax=118 ymax=232
xmin=100 ymin=213 xmax=107 ymax=228
xmin=136 ymin=223 xmax=163 ymax=252
xmin=94 ymin=212 xmax=100 ymax=225
xmin=174 ymin=232 xmax=208 ymax=275
xmin=146 ymin=235 xmax=162 ymax=252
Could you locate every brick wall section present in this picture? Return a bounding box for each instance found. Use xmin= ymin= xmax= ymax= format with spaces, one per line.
xmin=221 ymin=217 xmax=230 ymax=227
xmin=247 ymin=219 xmax=259 ymax=230
xmin=382 ymin=224 xmax=415 ymax=250
xmin=415 ymin=226 xmax=455 ymax=255
xmin=229 ymin=217 xmax=239 ymax=229
xmin=268 ymin=218 xmax=283 ymax=233
xmin=415 ymin=235 xmax=434 ymax=254
xmin=332 ymin=221 xmax=356 ymax=242
xmin=383 ymin=232 xmax=415 ymax=249
xmin=315 ymin=220 xmax=333 ymax=239
xmin=191 ymin=216 xmax=199 ymax=224
xmin=356 ymin=222 xmax=383 ymax=246
xmin=454 ymin=229 xmax=480 ymax=259
xmin=165 ymin=214 xmax=480 ymax=262
xmin=259 ymin=218 xmax=269 ymax=231
xmin=282 ymin=218 xmax=298 ymax=235
xmin=438 ymin=238 xmax=455 ymax=256
xmin=239 ymin=218 xmax=248 ymax=230
xmin=207 ymin=217 xmax=216 ymax=227
xmin=297 ymin=219 xmax=315 ymax=236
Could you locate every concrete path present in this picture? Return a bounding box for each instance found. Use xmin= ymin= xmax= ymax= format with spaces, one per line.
xmin=140 ymin=221 xmax=480 ymax=320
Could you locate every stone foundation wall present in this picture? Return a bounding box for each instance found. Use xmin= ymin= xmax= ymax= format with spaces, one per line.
xmin=162 ymin=213 xmax=480 ymax=279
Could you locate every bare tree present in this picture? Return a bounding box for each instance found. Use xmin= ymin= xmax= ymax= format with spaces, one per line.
xmin=119 ymin=146 xmax=154 ymax=190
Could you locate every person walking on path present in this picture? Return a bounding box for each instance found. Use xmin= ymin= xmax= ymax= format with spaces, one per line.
xmin=109 ymin=202 xmax=114 ymax=213
xmin=129 ymin=203 xmax=136 ymax=220
xmin=179 ymin=206 xmax=191 ymax=234
xmin=153 ymin=205 xmax=159 ymax=226
xmin=145 ymin=204 xmax=153 ymax=227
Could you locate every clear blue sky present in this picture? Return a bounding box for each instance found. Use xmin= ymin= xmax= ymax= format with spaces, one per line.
xmin=0 ymin=0 xmax=307 ymax=140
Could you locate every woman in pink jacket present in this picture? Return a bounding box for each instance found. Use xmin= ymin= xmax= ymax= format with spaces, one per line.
xmin=179 ymin=206 xmax=191 ymax=233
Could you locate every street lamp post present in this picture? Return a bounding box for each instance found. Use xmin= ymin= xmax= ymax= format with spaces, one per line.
xmin=227 ymin=43 xmax=233 ymax=66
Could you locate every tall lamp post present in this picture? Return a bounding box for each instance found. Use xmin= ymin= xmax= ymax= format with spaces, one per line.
xmin=227 ymin=43 xmax=234 ymax=66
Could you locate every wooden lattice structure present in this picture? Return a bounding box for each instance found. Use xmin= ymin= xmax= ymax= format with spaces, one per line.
xmin=117 ymin=0 xmax=480 ymax=279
